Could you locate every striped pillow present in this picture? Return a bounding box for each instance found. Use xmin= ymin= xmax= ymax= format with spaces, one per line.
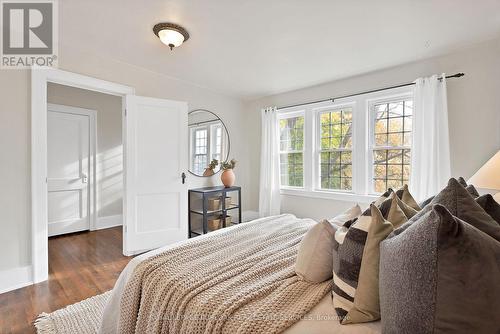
xmin=332 ymin=195 xmax=407 ymax=324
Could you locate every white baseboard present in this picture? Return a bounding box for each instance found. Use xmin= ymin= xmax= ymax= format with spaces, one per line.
xmin=242 ymin=210 xmax=260 ymax=222
xmin=0 ymin=265 xmax=33 ymax=294
xmin=95 ymin=214 xmax=123 ymax=230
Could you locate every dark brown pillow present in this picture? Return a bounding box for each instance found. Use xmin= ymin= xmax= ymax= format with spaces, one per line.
xmin=457 ymin=176 xmax=468 ymax=187
xmin=419 ymin=177 xmax=476 ymax=208
xmin=393 ymin=178 xmax=500 ymax=242
xmin=465 ymin=184 xmax=480 ymax=198
xmin=380 ymin=205 xmax=500 ymax=334
xmin=476 ymin=194 xmax=500 ymax=225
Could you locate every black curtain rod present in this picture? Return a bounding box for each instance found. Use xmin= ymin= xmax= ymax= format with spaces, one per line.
xmin=277 ymin=72 xmax=465 ymax=110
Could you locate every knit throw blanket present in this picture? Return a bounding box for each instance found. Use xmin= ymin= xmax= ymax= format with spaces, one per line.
xmin=118 ymin=214 xmax=332 ymax=334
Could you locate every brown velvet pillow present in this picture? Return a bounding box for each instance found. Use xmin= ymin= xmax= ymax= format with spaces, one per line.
xmin=380 ymin=205 xmax=500 ymax=334
xmin=476 ymin=194 xmax=500 ymax=225
xmin=394 ymin=178 xmax=500 ymax=242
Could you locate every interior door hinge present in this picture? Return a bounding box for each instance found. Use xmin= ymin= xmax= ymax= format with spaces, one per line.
xmin=124 ymin=109 xmax=127 ymax=116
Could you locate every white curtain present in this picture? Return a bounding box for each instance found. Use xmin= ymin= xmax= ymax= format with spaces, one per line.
xmin=410 ymin=74 xmax=451 ymax=201
xmin=259 ymin=107 xmax=281 ymax=217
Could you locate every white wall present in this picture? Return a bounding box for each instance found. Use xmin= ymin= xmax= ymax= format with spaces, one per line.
xmin=243 ymin=37 xmax=500 ymax=221
xmin=47 ymin=83 xmax=123 ymax=221
xmin=0 ymin=44 xmax=250 ymax=278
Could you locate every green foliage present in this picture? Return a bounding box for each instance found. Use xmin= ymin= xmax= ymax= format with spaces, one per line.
xmin=221 ymin=158 xmax=237 ymax=170
xmin=208 ymin=159 xmax=219 ymax=170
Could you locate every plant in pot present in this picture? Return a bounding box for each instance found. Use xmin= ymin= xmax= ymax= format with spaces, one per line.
xmin=221 ymin=159 xmax=237 ymax=187
xmin=202 ymin=159 xmax=219 ymax=177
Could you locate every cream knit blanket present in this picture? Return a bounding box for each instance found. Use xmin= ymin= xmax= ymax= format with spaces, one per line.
xmin=117 ymin=215 xmax=332 ymax=334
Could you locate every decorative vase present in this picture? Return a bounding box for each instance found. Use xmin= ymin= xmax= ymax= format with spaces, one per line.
xmin=203 ymin=168 xmax=214 ymax=177
xmin=221 ymin=169 xmax=235 ymax=187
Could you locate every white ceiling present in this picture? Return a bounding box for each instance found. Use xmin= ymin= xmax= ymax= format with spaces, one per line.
xmin=60 ymin=0 xmax=500 ymax=100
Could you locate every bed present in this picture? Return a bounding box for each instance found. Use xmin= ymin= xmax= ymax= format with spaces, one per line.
xmin=98 ymin=214 xmax=380 ymax=334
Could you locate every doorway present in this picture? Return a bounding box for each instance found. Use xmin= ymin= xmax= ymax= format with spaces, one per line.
xmin=47 ymin=103 xmax=97 ymax=237
xmin=32 ymin=68 xmax=189 ymax=284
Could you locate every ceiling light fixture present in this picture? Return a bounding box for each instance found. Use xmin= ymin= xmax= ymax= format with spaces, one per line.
xmin=153 ymin=23 xmax=190 ymax=50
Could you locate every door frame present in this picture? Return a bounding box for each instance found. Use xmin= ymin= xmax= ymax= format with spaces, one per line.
xmin=47 ymin=103 xmax=97 ymax=233
xmin=31 ymin=67 xmax=134 ymax=283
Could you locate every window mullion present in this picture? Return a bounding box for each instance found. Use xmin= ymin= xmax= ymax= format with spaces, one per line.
xmin=304 ymin=108 xmax=313 ymax=191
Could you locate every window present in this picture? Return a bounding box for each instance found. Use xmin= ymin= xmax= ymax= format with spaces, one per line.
xmin=211 ymin=124 xmax=223 ymax=162
xmin=277 ymin=87 xmax=413 ymax=200
xmin=371 ymin=98 xmax=413 ymax=193
xmin=318 ymin=107 xmax=353 ymax=191
xmin=192 ymin=128 xmax=208 ymax=175
xmin=279 ymin=114 xmax=304 ymax=187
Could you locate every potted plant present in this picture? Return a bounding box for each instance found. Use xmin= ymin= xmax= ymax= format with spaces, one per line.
xmin=220 ymin=158 xmax=237 ymax=187
xmin=202 ymin=159 xmax=219 ymax=177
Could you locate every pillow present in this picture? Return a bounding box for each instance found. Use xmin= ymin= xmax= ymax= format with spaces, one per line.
xmin=395 ymin=184 xmax=421 ymax=211
xmin=465 ymin=184 xmax=480 ymax=198
xmin=457 ymin=176 xmax=468 ymax=187
xmin=419 ymin=177 xmax=473 ymax=208
xmin=295 ymin=220 xmax=336 ymax=283
xmin=418 ymin=195 xmax=434 ymax=209
xmin=373 ymin=189 xmax=392 ymax=206
xmin=380 ymin=205 xmax=500 ymax=334
xmin=393 ymin=193 xmax=419 ymax=219
xmin=328 ymin=204 xmax=362 ymax=227
xmin=385 ymin=193 xmax=410 ymax=228
xmin=394 ymin=178 xmax=500 ymax=242
xmin=476 ymin=194 xmax=500 ymax=225
xmin=332 ymin=195 xmax=407 ymax=324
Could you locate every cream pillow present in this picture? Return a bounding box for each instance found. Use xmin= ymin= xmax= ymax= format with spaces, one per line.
xmin=295 ymin=205 xmax=364 ymax=283
xmin=295 ymin=220 xmax=336 ymax=283
xmin=328 ymin=204 xmax=362 ymax=227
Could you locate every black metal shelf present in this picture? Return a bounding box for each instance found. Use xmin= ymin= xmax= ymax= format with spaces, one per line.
xmin=188 ymin=186 xmax=242 ymax=238
xmin=189 ymin=205 xmax=240 ymax=215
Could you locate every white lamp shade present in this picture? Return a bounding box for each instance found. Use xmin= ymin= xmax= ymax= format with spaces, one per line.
xmin=158 ymin=29 xmax=185 ymax=47
xmin=468 ymin=150 xmax=500 ymax=190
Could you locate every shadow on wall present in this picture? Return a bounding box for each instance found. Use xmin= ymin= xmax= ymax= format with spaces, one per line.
xmin=97 ymin=145 xmax=123 ymax=218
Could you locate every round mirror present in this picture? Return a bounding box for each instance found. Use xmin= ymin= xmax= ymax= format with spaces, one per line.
xmin=188 ymin=109 xmax=230 ymax=177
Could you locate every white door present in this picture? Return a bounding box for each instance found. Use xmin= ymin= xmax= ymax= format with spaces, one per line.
xmin=124 ymin=95 xmax=188 ymax=255
xmin=47 ymin=107 xmax=91 ymax=236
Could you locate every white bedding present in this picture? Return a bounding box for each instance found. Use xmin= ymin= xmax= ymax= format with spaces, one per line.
xmin=98 ymin=216 xmax=381 ymax=334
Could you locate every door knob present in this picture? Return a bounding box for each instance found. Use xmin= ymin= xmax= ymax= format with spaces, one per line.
xmin=82 ymin=173 xmax=88 ymax=183
xmin=181 ymin=172 xmax=186 ymax=184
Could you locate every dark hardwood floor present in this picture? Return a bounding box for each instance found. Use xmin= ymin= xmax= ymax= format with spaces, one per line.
xmin=0 ymin=227 xmax=132 ymax=334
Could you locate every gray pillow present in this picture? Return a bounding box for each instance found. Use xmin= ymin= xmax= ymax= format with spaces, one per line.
xmin=394 ymin=178 xmax=500 ymax=242
xmin=419 ymin=177 xmax=475 ymax=208
xmin=476 ymin=194 xmax=500 ymax=225
xmin=380 ymin=205 xmax=500 ymax=334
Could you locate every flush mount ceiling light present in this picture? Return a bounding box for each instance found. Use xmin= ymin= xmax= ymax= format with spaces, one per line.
xmin=153 ymin=23 xmax=190 ymax=50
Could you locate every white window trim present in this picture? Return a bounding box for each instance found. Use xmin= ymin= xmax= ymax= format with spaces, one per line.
xmin=277 ymin=109 xmax=306 ymax=190
xmin=277 ymin=86 xmax=413 ymax=202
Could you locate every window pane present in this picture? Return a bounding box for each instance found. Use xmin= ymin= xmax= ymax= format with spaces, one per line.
xmin=374 ymin=118 xmax=388 ymax=134
xmin=320 ymin=108 xmax=353 ymax=150
xmin=372 ymin=97 xmax=413 ymax=193
xmin=319 ymin=151 xmax=352 ymax=191
xmin=372 ymin=149 xmax=411 ymax=193
xmin=280 ymin=116 xmax=304 ymax=151
xmin=388 ymin=102 xmax=404 ymax=117
xmin=280 ymin=153 xmax=303 ymax=187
